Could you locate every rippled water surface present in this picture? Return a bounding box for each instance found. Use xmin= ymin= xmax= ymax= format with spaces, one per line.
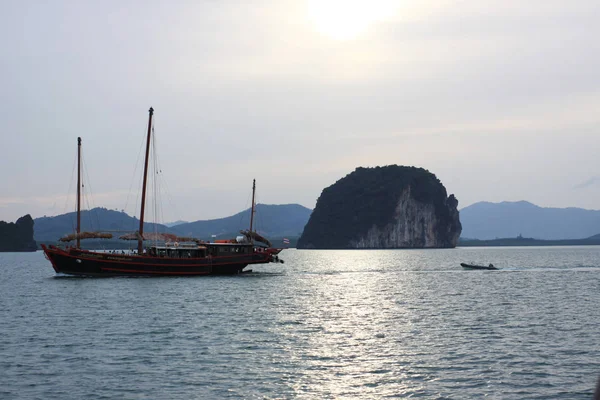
xmin=1 ymin=247 xmax=600 ymax=399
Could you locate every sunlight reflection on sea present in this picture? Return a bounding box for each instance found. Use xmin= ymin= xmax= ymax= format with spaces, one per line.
xmin=1 ymin=247 xmax=599 ymax=398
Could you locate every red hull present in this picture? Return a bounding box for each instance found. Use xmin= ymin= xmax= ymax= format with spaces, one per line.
xmin=42 ymin=245 xmax=277 ymax=276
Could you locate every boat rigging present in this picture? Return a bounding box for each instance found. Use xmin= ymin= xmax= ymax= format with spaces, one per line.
xmin=42 ymin=107 xmax=284 ymax=276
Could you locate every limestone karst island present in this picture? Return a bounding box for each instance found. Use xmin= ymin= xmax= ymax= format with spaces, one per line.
xmin=0 ymin=215 xmax=37 ymax=252
xmin=298 ymin=165 xmax=462 ymax=249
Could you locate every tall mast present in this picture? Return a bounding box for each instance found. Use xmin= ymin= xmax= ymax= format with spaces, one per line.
xmin=138 ymin=107 xmax=154 ymax=254
xmin=76 ymin=137 xmax=81 ymax=249
xmin=249 ymin=179 xmax=256 ymax=242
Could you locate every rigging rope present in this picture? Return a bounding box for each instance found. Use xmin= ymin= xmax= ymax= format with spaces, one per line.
xmin=254 ymin=192 xmax=264 ymax=234
xmin=152 ymin=124 xmax=159 ymax=247
xmin=152 ymin=125 xmax=167 ymax=233
xmin=81 ymin=148 xmax=100 ymax=232
xmin=123 ymin=122 xmax=148 ymax=234
xmin=237 ymin=190 xmax=253 ymax=232
xmin=155 ymin=147 xmax=179 ymax=233
xmin=63 ymin=150 xmax=77 ymax=216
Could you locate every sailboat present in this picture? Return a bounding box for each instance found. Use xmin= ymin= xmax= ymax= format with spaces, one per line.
xmin=41 ymin=108 xmax=283 ymax=276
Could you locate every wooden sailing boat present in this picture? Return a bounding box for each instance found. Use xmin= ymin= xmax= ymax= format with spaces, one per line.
xmin=41 ymin=108 xmax=283 ymax=276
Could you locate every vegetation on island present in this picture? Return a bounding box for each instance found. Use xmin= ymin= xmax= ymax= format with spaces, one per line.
xmin=298 ymin=165 xmax=461 ymax=249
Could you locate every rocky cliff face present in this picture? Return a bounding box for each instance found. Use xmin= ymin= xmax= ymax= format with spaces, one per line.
xmin=0 ymin=214 xmax=37 ymax=252
xmin=297 ymin=166 xmax=461 ymax=249
xmin=352 ymin=186 xmax=460 ymax=248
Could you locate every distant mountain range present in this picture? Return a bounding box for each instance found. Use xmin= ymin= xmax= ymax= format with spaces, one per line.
xmin=34 ymin=200 xmax=600 ymax=244
xmin=34 ymin=208 xmax=168 ymax=242
xmin=170 ymin=204 xmax=311 ymax=239
xmin=164 ymin=220 xmax=189 ymax=228
xmin=34 ymin=204 xmax=312 ymax=243
xmin=460 ymin=201 xmax=600 ymax=240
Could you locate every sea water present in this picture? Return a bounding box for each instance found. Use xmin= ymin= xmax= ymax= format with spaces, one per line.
xmin=1 ymin=247 xmax=599 ymax=399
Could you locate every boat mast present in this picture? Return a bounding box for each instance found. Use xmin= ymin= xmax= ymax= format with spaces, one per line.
xmin=249 ymin=179 xmax=256 ymax=243
xmin=138 ymin=107 xmax=154 ymax=254
xmin=76 ymin=137 xmax=81 ymax=249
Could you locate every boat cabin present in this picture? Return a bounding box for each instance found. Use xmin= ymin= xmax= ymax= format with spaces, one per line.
xmin=205 ymin=243 xmax=254 ymax=256
xmin=146 ymin=242 xmax=254 ymax=258
xmin=147 ymin=244 xmax=207 ymax=258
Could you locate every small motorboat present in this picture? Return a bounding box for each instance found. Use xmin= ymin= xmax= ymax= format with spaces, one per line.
xmin=460 ymin=263 xmax=499 ymax=270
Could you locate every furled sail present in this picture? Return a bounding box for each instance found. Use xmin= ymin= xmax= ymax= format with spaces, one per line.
xmin=118 ymin=232 xmax=202 ymax=244
xmin=240 ymin=230 xmax=272 ymax=247
xmin=59 ymin=232 xmax=113 ymax=242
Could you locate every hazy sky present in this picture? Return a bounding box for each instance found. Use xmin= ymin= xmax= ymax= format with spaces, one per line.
xmin=1 ymin=0 xmax=599 ymax=223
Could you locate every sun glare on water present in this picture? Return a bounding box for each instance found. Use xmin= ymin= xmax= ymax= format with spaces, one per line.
xmin=308 ymin=0 xmax=399 ymax=41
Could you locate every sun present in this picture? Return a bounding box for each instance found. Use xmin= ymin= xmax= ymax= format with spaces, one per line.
xmin=307 ymin=0 xmax=399 ymax=41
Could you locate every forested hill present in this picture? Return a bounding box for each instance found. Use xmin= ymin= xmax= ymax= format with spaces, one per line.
xmin=0 ymin=215 xmax=37 ymax=252
xmin=34 ymin=208 xmax=168 ymax=242
xmin=298 ymin=165 xmax=461 ymax=249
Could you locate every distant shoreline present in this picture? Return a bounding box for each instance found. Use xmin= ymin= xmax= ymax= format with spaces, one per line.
xmin=459 ymin=237 xmax=600 ymax=247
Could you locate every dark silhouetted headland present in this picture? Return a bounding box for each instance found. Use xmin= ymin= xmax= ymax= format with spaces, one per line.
xmin=0 ymin=215 xmax=37 ymax=252
xmin=297 ymin=165 xmax=462 ymax=249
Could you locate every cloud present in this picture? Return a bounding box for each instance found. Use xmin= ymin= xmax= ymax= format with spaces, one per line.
xmin=1 ymin=0 xmax=600 ymax=221
xmin=573 ymin=176 xmax=600 ymax=190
